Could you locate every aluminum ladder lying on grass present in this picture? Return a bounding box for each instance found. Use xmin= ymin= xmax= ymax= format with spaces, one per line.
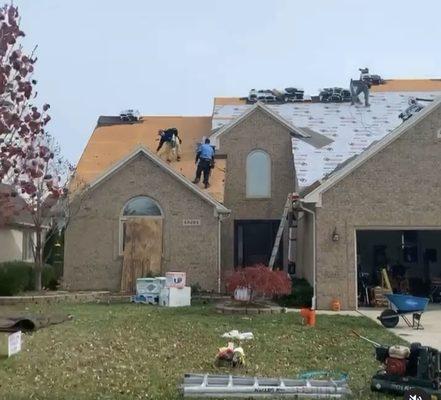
xmin=182 ymin=373 xmax=352 ymax=398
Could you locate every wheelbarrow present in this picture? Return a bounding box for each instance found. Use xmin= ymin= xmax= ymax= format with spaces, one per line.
xmin=378 ymin=293 xmax=429 ymax=329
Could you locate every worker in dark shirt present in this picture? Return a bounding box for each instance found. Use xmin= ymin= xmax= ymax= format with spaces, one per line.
xmin=193 ymin=138 xmax=215 ymax=189
xmin=156 ymin=128 xmax=181 ymax=162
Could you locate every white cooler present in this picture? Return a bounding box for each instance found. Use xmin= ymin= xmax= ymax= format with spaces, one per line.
xmin=159 ymin=286 xmax=191 ymax=307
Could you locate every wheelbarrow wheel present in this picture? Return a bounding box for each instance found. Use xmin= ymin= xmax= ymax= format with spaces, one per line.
xmin=378 ymin=309 xmax=399 ymax=328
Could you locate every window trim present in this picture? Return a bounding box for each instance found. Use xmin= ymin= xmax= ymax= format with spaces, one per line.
xmin=118 ymin=196 xmax=163 ymax=256
xmin=246 ymin=149 xmax=271 ymax=199
xmin=22 ymin=230 xmax=34 ymax=262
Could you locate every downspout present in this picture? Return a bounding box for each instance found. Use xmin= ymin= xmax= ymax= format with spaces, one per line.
xmin=216 ymin=211 xmax=230 ymax=294
xmin=298 ymin=204 xmax=316 ymax=310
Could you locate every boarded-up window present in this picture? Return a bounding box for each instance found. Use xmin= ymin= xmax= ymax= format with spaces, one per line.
xmin=119 ymin=196 xmax=163 ymax=256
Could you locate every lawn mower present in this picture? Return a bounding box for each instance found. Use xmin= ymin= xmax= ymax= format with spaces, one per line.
xmin=354 ymin=331 xmax=441 ymax=399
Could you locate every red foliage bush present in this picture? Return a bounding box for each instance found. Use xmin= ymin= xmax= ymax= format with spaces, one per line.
xmin=226 ymin=264 xmax=292 ymax=300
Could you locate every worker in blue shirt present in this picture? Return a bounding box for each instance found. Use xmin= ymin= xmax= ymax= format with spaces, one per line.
xmin=193 ymin=138 xmax=215 ymax=189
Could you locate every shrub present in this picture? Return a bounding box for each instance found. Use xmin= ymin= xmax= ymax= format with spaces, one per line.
xmin=0 ymin=261 xmax=58 ymax=295
xmin=0 ymin=261 xmax=32 ymax=295
xmin=27 ymin=263 xmax=58 ymax=291
xmin=277 ymin=278 xmax=313 ymax=308
xmin=226 ymin=264 xmax=291 ymax=301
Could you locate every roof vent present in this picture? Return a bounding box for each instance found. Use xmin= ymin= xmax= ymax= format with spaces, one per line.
xmin=119 ymin=109 xmax=140 ymax=122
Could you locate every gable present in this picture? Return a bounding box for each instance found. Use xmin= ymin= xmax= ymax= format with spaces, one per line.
xmin=218 ymin=106 xmax=293 ymax=147
xmin=304 ymin=97 xmax=441 ymax=206
xmin=211 ymin=102 xmax=309 ymax=149
xmin=81 ymin=148 xmax=230 ymax=214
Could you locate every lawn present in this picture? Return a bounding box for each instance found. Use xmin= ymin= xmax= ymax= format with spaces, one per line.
xmin=0 ymin=302 xmax=405 ymax=400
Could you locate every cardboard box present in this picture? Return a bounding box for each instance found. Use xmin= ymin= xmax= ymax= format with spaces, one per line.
xmin=165 ymin=272 xmax=186 ymax=288
xmin=159 ymin=286 xmax=191 ymax=307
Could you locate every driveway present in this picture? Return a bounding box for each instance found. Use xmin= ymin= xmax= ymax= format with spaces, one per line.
xmin=358 ymin=304 xmax=441 ymax=349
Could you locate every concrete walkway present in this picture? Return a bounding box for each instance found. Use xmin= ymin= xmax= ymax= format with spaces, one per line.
xmin=358 ymin=304 xmax=441 ymax=350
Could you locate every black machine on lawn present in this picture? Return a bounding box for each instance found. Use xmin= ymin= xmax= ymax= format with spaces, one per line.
xmin=354 ymin=331 xmax=441 ymax=399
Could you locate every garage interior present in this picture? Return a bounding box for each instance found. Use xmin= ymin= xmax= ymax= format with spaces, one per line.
xmin=356 ymin=229 xmax=441 ymax=307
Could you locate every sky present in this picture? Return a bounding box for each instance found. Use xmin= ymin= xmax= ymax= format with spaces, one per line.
xmin=14 ymin=0 xmax=441 ymax=163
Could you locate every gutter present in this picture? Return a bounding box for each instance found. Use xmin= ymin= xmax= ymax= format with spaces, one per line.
xmin=297 ymin=203 xmax=317 ymax=310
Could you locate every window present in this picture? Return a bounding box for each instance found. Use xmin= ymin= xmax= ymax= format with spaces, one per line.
xmin=122 ymin=196 xmax=162 ymax=216
xmin=22 ymin=230 xmax=34 ymax=261
xmin=119 ymin=196 xmax=163 ymax=255
xmin=246 ymin=150 xmax=271 ymax=198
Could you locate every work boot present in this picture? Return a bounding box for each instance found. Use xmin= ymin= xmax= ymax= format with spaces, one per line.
xmin=192 ymin=179 xmax=200 ymax=184
xmin=204 ymin=182 xmax=210 ymax=189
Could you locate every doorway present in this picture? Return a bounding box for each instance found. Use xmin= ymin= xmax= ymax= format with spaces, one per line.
xmin=234 ymin=220 xmax=282 ymax=269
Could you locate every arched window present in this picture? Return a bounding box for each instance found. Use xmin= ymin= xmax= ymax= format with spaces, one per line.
xmin=119 ymin=196 xmax=163 ymax=255
xmin=246 ymin=150 xmax=271 ymax=198
xmin=122 ymin=196 xmax=162 ymax=216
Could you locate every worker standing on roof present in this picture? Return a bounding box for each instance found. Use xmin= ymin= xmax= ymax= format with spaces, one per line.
xmin=193 ymin=138 xmax=215 ymax=189
xmin=156 ymin=127 xmax=182 ymax=162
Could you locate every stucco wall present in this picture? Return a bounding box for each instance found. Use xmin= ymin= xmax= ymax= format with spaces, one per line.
xmin=0 ymin=228 xmax=23 ymax=262
xmin=314 ymin=105 xmax=441 ymax=309
xmin=218 ymin=108 xmax=296 ymax=273
xmin=64 ymin=153 xmax=220 ymax=292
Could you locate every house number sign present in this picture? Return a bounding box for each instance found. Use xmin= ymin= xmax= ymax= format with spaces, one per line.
xmin=183 ymin=219 xmax=201 ymax=226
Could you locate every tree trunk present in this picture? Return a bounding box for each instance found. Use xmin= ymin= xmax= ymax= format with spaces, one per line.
xmin=34 ymin=228 xmax=43 ymax=291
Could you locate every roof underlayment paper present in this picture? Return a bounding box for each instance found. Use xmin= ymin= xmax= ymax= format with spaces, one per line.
xmin=212 ymin=91 xmax=441 ymax=188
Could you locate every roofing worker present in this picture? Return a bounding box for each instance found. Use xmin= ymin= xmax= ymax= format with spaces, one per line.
xmin=156 ymin=127 xmax=182 ymax=162
xmin=192 ymin=138 xmax=215 ymax=189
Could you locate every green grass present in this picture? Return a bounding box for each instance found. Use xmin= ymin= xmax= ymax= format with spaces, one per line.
xmin=0 ymin=302 xmax=405 ymax=400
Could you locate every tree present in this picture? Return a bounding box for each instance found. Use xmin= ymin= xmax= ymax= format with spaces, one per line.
xmin=0 ymin=3 xmax=65 ymax=290
xmin=226 ymin=264 xmax=292 ymax=302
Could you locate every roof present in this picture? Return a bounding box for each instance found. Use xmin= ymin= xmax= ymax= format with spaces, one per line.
xmin=213 ymin=97 xmax=247 ymax=106
xmin=88 ymin=147 xmax=230 ymax=214
xmin=303 ymin=95 xmax=441 ymax=205
xmin=73 ymin=115 xmax=226 ymax=203
xmin=371 ymin=79 xmax=441 ymax=92
xmin=212 ymin=81 xmax=441 ymax=187
xmin=0 ymin=184 xmax=34 ymax=227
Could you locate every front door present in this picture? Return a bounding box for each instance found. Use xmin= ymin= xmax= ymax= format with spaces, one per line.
xmin=121 ymin=218 xmax=163 ymax=292
xmin=235 ymin=220 xmax=282 ymax=268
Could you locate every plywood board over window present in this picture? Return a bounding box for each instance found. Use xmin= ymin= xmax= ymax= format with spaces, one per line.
xmin=121 ymin=218 xmax=163 ymax=293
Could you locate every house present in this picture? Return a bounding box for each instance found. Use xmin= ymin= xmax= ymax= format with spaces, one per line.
xmin=64 ymin=78 xmax=441 ymax=309
xmin=0 ymin=184 xmax=36 ymax=263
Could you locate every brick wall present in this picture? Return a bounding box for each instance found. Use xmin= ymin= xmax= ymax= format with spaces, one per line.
xmin=314 ymin=105 xmax=441 ymax=309
xmin=64 ymin=153 xmax=220 ymax=292
xmin=218 ymin=107 xmax=296 ymax=273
